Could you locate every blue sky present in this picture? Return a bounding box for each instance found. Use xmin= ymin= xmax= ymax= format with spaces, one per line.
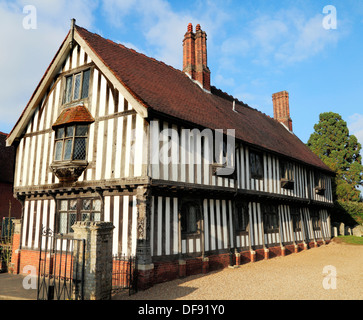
xmin=1 ymin=0 xmax=363 ymax=148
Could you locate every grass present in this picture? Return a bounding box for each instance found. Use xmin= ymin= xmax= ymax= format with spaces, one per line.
xmin=334 ymin=235 xmax=363 ymax=245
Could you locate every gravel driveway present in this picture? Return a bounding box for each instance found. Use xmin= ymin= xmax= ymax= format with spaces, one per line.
xmin=114 ymin=241 xmax=363 ymax=300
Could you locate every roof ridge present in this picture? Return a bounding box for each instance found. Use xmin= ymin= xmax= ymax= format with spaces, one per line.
xmin=75 ymin=25 xmax=191 ymax=81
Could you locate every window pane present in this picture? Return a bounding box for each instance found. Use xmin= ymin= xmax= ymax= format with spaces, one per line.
xmin=59 ymin=212 xmax=67 ymax=234
xmin=73 ymin=73 xmax=81 ymax=100
xmin=82 ymin=213 xmax=90 ymax=221
xmin=73 ymin=138 xmax=86 ymax=160
xmin=64 ymin=76 xmax=73 ymax=103
xmin=93 ymin=200 xmax=101 ymax=211
xmin=82 ymin=199 xmax=91 ymax=210
xmin=188 ymin=206 xmax=197 ymax=233
xmin=93 ymin=212 xmax=101 ymax=222
xmin=64 ymin=139 xmax=73 ymax=160
xmin=56 ymin=128 xmax=65 ymax=139
xmin=81 ymin=69 xmax=90 ymax=99
xmin=76 ymin=125 xmax=88 ymax=137
xmin=66 ymin=126 xmax=74 ymax=137
xmin=69 ymin=199 xmax=77 ymax=211
xmin=68 ymin=213 xmax=77 ymax=233
xmin=60 ymin=200 xmax=68 ymax=211
xmin=55 ymin=141 xmax=63 ymax=161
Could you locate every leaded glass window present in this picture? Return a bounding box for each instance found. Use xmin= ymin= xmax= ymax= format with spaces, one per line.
xmin=236 ymin=203 xmax=249 ymax=232
xmin=57 ymin=198 xmax=102 ymax=234
xmin=54 ymin=124 xmax=88 ymax=161
xmin=250 ymin=150 xmax=264 ymax=179
xmin=181 ymin=202 xmax=200 ymax=234
xmin=263 ymin=204 xmax=279 ymax=232
xmin=63 ymin=69 xmax=91 ymax=104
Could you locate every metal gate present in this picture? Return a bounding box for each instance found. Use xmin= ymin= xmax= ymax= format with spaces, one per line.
xmin=37 ymin=228 xmax=85 ymax=300
xmin=112 ymin=254 xmax=138 ymax=296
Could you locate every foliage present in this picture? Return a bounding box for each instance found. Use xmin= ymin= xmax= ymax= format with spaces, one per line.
xmin=333 ymin=200 xmax=363 ymax=225
xmin=307 ymin=112 xmax=363 ymax=202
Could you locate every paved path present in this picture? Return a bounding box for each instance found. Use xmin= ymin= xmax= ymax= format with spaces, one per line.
xmin=115 ymin=241 xmax=363 ymax=300
xmin=0 ymin=273 xmax=37 ymax=300
xmin=1 ymin=241 xmax=362 ymax=300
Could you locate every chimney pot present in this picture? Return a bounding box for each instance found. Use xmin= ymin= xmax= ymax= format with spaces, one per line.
xmin=182 ymin=23 xmax=210 ymax=92
xmin=187 ymin=23 xmax=193 ymax=33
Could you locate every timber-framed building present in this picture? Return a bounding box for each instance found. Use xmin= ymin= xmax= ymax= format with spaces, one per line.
xmin=7 ymin=21 xmax=334 ymax=289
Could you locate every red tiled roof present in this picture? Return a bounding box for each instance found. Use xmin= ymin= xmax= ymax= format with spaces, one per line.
xmin=52 ymin=105 xmax=95 ymax=129
xmin=76 ymin=26 xmax=332 ymax=174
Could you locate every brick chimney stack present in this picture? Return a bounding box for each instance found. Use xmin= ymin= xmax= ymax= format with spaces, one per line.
xmin=272 ymin=91 xmax=293 ymax=131
xmin=183 ymin=23 xmax=211 ymax=91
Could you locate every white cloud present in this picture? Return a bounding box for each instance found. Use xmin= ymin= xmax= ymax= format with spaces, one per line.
xmin=0 ymin=0 xmax=96 ymax=133
xmin=101 ymin=0 xmax=230 ymax=69
xmin=217 ymin=8 xmax=344 ymax=70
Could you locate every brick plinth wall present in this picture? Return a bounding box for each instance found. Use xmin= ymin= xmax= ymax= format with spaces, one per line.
xmin=12 ymin=240 xmax=332 ymax=291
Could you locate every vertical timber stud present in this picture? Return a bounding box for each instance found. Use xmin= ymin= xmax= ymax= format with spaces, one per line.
xmin=300 ymin=210 xmax=308 ymax=250
xmin=289 ymin=210 xmax=298 ymax=253
xmin=136 ymin=186 xmax=154 ymax=290
xmin=318 ymin=211 xmax=326 ymax=245
xmin=201 ymin=201 xmax=209 ymax=274
xmin=248 ymin=203 xmax=256 ymax=263
xmin=260 ymin=207 xmax=269 ymax=260
xmin=278 ymin=207 xmax=285 ymax=257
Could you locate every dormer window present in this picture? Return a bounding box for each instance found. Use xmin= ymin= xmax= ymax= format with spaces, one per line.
xmin=63 ymin=69 xmax=90 ymax=104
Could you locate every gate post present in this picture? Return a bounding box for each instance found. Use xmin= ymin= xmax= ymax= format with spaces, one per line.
xmin=72 ymin=221 xmax=114 ymax=300
xmin=10 ymin=219 xmax=21 ymax=274
xmin=136 ymin=186 xmax=154 ymax=290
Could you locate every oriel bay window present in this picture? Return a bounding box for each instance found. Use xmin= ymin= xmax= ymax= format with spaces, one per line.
xmin=54 ymin=124 xmax=88 ymax=161
xmin=51 ymin=105 xmax=95 ymax=182
xmin=58 ymin=198 xmax=102 ymax=234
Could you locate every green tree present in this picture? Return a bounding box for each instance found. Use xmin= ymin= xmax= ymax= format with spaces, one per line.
xmin=307 ymin=112 xmax=363 ymax=202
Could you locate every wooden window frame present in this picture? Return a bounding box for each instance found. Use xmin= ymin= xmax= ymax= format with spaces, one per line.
xmin=180 ymin=201 xmax=201 ymax=239
xmin=280 ymin=160 xmax=295 ymax=190
xmin=310 ymin=210 xmax=320 ymax=231
xmin=57 ymin=198 xmax=102 ymax=234
xmin=54 ymin=124 xmax=89 ymax=162
xmin=62 ymin=67 xmax=91 ymax=106
xmin=290 ymin=207 xmax=301 ymax=232
xmin=235 ymin=202 xmax=249 ymax=233
xmin=263 ymin=204 xmax=279 ymax=233
xmin=314 ymin=172 xmax=326 ymax=195
xmin=249 ymin=150 xmax=264 ymax=180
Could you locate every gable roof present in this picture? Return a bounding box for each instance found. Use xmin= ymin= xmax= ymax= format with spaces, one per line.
xmin=75 ymin=26 xmax=333 ymax=174
xmin=7 ymin=24 xmax=333 ymax=174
